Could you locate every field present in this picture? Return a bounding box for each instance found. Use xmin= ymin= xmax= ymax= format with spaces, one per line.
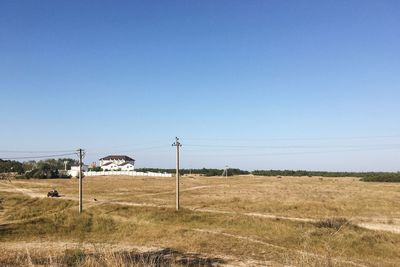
xmin=1 ymin=175 xmax=400 ymax=266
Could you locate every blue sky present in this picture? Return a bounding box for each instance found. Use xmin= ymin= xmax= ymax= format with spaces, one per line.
xmin=1 ymin=1 xmax=399 ymax=171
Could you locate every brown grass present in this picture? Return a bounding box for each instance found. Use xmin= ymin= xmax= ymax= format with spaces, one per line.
xmin=6 ymin=175 xmax=400 ymax=219
xmin=1 ymin=175 xmax=400 ymax=266
xmin=0 ymin=246 xmax=221 ymax=267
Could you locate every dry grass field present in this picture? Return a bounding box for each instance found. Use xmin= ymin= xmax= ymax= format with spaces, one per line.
xmin=1 ymin=175 xmax=400 ymax=266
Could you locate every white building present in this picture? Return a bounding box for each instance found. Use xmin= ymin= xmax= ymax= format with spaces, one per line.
xmin=99 ymin=155 xmax=135 ymax=171
xmin=68 ymin=165 xmax=89 ymax=177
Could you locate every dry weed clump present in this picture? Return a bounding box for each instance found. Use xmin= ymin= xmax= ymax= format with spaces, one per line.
xmin=0 ymin=248 xmax=175 ymax=267
xmin=315 ymin=218 xmax=351 ymax=231
xmin=0 ymin=246 xmax=225 ymax=267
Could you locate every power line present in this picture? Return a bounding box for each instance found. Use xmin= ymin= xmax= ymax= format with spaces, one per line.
xmin=184 ymin=134 xmax=400 ymax=142
xmin=184 ymin=143 xmax=400 ymax=150
xmin=1 ymin=153 xmax=78 ymax=160
xmin=196 ymin=146 xmax=400 ymax=157
xmin=0 ymin=150 xmax=76 ymax=154
xmin=83 ymin=146 xmax=170 ymax=156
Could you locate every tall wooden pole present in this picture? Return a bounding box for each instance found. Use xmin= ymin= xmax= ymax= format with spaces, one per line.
xmin=78 ymin=148 xmax=83 ymax=214
xmin=172 ymin=137 xmax=182 ymax=211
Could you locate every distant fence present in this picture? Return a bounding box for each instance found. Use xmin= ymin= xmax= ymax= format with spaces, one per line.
xmin=83 ymin=170 xmax=172 ymax=178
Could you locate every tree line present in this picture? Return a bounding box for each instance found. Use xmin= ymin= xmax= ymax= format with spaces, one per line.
xmin=252 ymin=170 xmax=400 ymax=182
xmin=135 ymin=168 xmax=250 ymax=176
xmin=1 ymin=159 xmax=399 ymax=182
xmin=0 ymin=158 xmax=78 ymax=179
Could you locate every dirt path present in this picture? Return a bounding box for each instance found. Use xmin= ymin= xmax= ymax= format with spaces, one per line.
xmin=358 ymin=222 xmax=400 ymax=234
xmin=1 ymin=182 xmax=400 ymax=234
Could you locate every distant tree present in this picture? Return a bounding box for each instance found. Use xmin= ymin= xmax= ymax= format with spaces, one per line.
xmin=29 ymin=158 xmax=79 ymax=171
xmin=0 ymin=159 xmax=24 ymax=174
xmin=22 ymin=160 xmax=37 ymax=172
xmin=25 ymin=163 xmax=59 ymax=179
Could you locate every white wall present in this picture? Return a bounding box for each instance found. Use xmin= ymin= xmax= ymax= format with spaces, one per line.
xmin=84 ymin=171 xmax=172 ymax=177
xmin=68 ymin=165 xmax=89 ymax=177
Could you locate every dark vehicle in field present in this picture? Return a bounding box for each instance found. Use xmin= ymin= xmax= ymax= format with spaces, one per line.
xmin=47 ymin=189 xmax=60 ymax=197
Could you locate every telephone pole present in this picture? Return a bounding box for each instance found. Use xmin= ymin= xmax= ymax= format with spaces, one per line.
xmin=222 ymin=165 xmax=228 ymax=178
xmin=172 ymin=137 xmax=182 ymax=211
xmin=77 ymin=148 xmax=85 ymax=214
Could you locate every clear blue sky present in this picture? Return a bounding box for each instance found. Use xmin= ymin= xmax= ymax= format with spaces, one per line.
xmin=1 ymin=1 xmax=399 ymax=171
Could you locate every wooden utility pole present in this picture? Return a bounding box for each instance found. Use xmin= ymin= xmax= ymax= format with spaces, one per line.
xmin=77 ymin=148 xmax=84 ymax=213
xmin=172 ymin=137 xmax=182 ymax=211
xmin=222 ymin=165 xmax=228 ymax=178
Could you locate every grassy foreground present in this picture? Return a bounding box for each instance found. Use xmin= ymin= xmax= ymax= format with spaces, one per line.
xmin=1 ymin=186 xmax=400 ymax=266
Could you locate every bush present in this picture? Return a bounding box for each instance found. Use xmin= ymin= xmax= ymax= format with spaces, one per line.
xmin=315 ymin=218 xmax=350 ymax=230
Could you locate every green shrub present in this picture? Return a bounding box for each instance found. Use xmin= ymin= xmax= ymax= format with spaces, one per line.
xmin=361 ymin=173 xmax=400 ymax=182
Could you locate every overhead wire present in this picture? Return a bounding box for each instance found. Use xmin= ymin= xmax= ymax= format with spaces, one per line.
xmin=184 ymin=143 xmax=400 ymax=150
xmin=0 ymin=150 xmax=76 ymax=154
xmin=1 ymin=152 xmax=78 ymax=160
xmin=184 ymin=134 xmax=400 ymax=142
xmin=1 ymin=136 xmax=400 ymax=161
xmin=183 ymin=146 xmax=400 ymax=156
